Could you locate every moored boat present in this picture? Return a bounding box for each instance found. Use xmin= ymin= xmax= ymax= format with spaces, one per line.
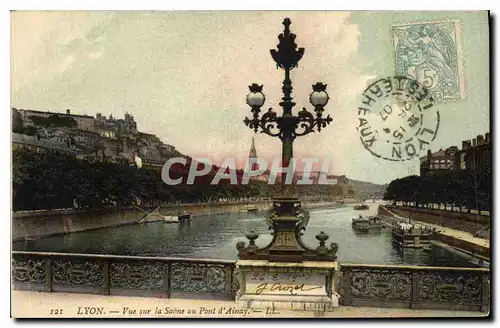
xmin=164 ymin=211 xmax=191 ymax=223
xmin=240 ymin=204 xmax=258 ymax=212
xmin=354 ymin=204 xmax=369 ymax=210
xmin=352 ymin=215 xmax=383 ymax=232
xmin=178 ymin=213 xmax=191 ymax=221
xmin=163 ymin=215 xmax=180 ymax=223
xmin=391 ymin=222 xmax=434 ymax=248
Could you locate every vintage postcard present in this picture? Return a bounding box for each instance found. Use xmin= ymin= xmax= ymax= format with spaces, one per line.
xmin=10 ymin=10 xmax=490 ymax=319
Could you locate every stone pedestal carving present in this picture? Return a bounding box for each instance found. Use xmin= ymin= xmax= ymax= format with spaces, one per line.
xmin=235 ymin=260 xmax=339 ymax=311
xmin=235 ymin=197 xmax=340 ymax=312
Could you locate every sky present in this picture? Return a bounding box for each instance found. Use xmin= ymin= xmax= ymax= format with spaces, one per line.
xmin=10 ymin=11 xmax=490 ymax=184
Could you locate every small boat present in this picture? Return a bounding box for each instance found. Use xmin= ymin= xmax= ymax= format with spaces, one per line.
xmin=354 ymin=204 xmax=369 ymax=210
xmin=352 ymin=215 xmax=383 ymax=232
xmin=164 ymin=211 xmax=191 ymax=223
xmin=241 ymin=204 xmax=258 ymax=212
xmin=178 ymin=213 xmax=192 ymax=222
xmin=163 ymin=215 xmax=180 ymax=223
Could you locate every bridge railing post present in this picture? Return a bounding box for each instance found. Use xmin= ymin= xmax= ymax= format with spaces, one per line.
xmin=410 ymin=271 xmax=418 ymax=309
xmin=44 ymin=258 xmax=52 ymax=293
xmin=102 ymin=260 xmax=110 ymax=295
xmin=164 ymin=262 xmax=171 ymax=298
xmin=223 ymin=265 xmax=233 ymax=295
xmin=481 ymin=271 xmax=490 ymax=312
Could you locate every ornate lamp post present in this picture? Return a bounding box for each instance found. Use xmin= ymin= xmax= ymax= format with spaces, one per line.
xmin=237 ymin=18 xmax=338 ymax=262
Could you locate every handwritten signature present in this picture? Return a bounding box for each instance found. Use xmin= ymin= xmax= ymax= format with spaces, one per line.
xmin=255 ymin=282 xmax=322 ymax=296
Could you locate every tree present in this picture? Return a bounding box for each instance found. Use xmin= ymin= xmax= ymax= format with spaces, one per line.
xmin=12 ymin=108 xmax=23 ymax=132
xmin=29 ymin=114 xmax=78 ymax=129
xmin=383 ymin=168 xmax=490 ymax=213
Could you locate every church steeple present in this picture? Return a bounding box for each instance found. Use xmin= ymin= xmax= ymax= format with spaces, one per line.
xmin=249 ymin=137 xmax=257 ymax=159
xmin=246 ymin=137 xmax=260 ymax=174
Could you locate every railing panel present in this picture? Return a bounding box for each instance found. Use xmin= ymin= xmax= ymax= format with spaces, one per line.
xmin=109 ymin=260 xmax=168 ymax=298
xmin=169 ymin=262 xmax=230 ymax=299
xmin=12 ymin=256 xmax=48 ymax=292
xmin=110 ymin=261 xmax=166 ymax=290
xmin=52 ymin=258 xmax=104 ymax=294
xmin=340 ymin=264 xmax=490 ymax=312
xmin=350 ymin=267 xmax=412 ymax=300
xmin=415 ymin=271 xmax=482 ymax=302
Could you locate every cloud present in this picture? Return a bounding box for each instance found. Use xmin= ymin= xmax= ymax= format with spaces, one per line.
xmin=56 ymin=55 xmax=75 ymax=73
xmin=11 ymin=11 xmax=112 ymax=92
xmin=88 ymin=51 xmax=103 ymax=59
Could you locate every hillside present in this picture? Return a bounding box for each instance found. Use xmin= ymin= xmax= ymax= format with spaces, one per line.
xmin=348 ymin=179 xmax=388 ymax=197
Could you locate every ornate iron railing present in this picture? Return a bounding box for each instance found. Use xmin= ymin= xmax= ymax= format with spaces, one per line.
xmin=12 ymin=251 xmax=238 ymax=300
xmin=12 ymin=251 xmax=490 ymax=312
xmin=338 ymin=264 xmax=490 ymax=312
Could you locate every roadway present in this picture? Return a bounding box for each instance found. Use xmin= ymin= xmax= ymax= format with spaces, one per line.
xmin=11 ymin=291 xmax=486 ymax=318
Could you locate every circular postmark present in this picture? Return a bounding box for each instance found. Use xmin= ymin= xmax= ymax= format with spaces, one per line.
xmin=356 ymin=76 xmax=440 ymax=161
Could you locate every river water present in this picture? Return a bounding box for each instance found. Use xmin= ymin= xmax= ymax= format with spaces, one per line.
xmin=12 ymin=204 xmax=479 ymax=267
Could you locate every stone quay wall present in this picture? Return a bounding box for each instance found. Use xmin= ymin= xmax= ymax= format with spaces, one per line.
xmin=12 ymin=206 xmax=159 ymax=242
xmin=158 ymin=201 xmax=272 ymax=217
xmin=382 ymin=205 xmax=489 ymax=234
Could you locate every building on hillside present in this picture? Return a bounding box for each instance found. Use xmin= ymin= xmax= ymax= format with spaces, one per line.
xmin=12 ymin=133 xmax=75 ymax=155
xmin=138 ymin=132 xmax=161 ymax=146
xmin=38 ymin=127 xmax=74 ymax=145
xmin=141 ymin=158 xmax=164 ymax=170
xmin=14 ymin=107 xmax=181 ymax=168
xmin=16 ymin=108 xmax=52 ymax=121
xmin=455 ymin=133 xmax=491 ymax=172
xmin=94 ymin=113 xmax=119 ymax=139
xmin=139 ymin=146 xmax=162 ymax=161
xmin=419 ymin=146 xmax=458 ymax=177
xmin=75 ymin=129 xmax=101 ymax=149
xmin=118 ymin=113 xmax=138 ymax=135
xmin=136 ymin=145 xmax=164 ymax=170
xmin=326 ymin=174 xmax=355 ymax=196
xmin=419 ymin=132 xmax=491 ymax=177
xmin=63 ymin=110 xmax=95 ymax=130
xmin=158 ymin=143 xmax=176 ymax=157
xmin=98 ymin=137 xmax=121 ymax=157
xmin=293 ymin=171 xmax=332 ymax=185
xmin=16 ymin=108 xmax=94 ymax=130
xmin=95 ymin=112 xmax=138 ymax=135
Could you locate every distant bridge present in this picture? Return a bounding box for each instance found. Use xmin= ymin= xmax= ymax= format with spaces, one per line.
xmin=357 ymin=194 xmax=384 ymax=201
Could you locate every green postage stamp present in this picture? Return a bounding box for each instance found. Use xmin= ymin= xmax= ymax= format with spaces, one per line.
xmin=392 ymin=20 xmax=466 ymax=102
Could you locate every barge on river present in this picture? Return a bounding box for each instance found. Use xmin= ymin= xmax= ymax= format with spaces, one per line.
xmin=352 ymin=215 xmax=384 ymax=232
xmin=353 ymin=204 xmax=369 ymax=210
xmin=391 ymin=222 xmax=434 ymax=248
